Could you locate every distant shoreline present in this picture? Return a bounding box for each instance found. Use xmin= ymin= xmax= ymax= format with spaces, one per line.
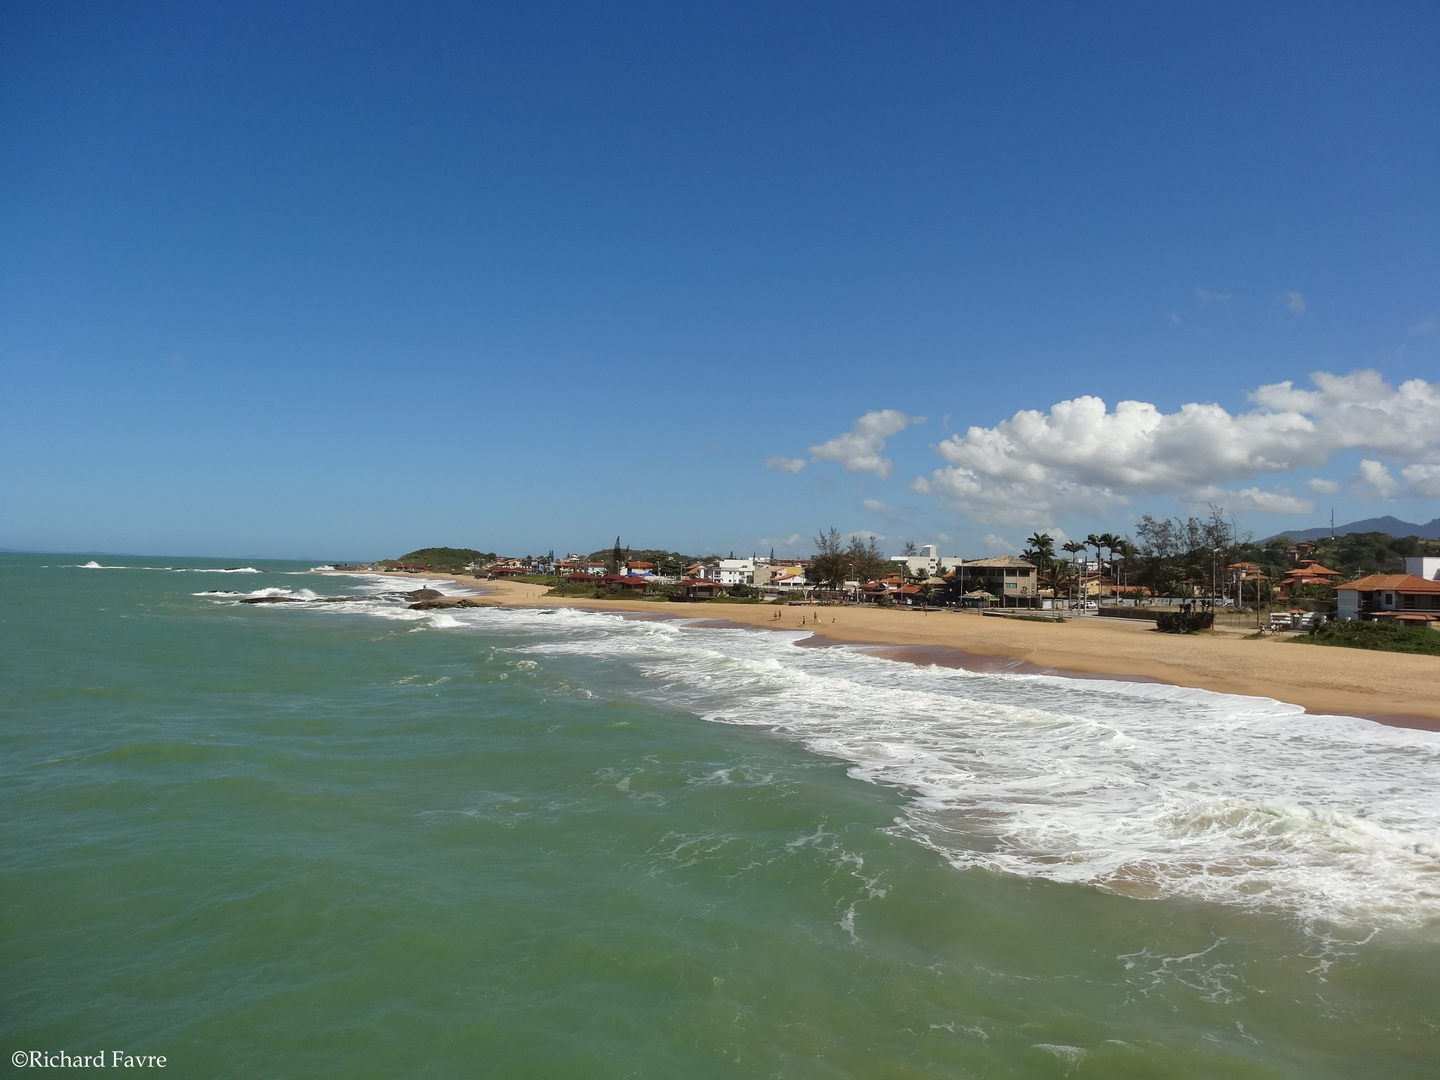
xmin=327 ymin=570 xmax=1440 ymax=731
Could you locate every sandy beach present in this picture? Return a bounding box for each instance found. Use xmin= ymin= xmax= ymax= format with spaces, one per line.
xmin=355 ymin=571 xmax=1440 ymax=728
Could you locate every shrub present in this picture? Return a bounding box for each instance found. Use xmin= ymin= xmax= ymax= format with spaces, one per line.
xmin=1293 ymin=619 xmax=1440 ymax=656
xmin=1155 ymin=610 xmax=1215 ymax=633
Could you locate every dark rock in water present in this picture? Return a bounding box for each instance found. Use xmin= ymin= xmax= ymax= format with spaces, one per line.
xmin=240 ymin=596 xmax=301 ymax=604
xmin=406 ymin=589 xmax=444 ymax=600
xmin=407 ymin=597 xmax=481 ymax=610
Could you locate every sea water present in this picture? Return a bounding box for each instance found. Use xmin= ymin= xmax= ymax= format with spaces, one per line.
xmin=2 ymin=553 xmax=1437 ymax=1078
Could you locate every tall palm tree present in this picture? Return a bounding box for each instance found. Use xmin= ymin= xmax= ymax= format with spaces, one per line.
xmin=1084 ymin=533 xmax=1104 ymax=572
xmin=1098 ymin=532 xmax=1120 ymax=578
xmin=1062 ymin=540 xmax=1086 ymax=607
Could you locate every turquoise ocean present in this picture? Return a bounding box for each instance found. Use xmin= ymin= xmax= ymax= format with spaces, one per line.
xmin=3 ymin=553 xmax=1438 ymax=1078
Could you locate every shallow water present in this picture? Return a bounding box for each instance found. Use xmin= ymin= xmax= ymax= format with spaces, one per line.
xmin=3 ymin=554 xmax=1437 ymax=1077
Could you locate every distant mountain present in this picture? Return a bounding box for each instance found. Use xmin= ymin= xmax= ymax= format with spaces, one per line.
xmin=1263 ymin=516 xmax=1440 ymax=542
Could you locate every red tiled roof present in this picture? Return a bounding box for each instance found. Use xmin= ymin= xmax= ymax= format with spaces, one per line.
xmin=1336 ymin=574 xmax=1440 ymax=593
xmin=1285 ymin=561 xmax=1340 ymax=577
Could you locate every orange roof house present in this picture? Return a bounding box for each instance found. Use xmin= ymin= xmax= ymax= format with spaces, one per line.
xmin=1336 ymin=573 xmax=1440 ymax=622
xmin=1279 ymin=560 xmax=1341 ymax=596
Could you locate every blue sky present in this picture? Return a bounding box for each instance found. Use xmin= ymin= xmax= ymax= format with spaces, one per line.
xmin=2 ymin=1 xmax=1437 ymax=560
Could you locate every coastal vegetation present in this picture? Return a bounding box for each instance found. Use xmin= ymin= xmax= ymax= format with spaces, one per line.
xmin=1292 ymin=620 xmax=1440 ymax=656
xmin=386 ymin=547 xmax=494 ymax=573
xmin=585 ymin=546 xmax=709 ymax=577
xmin=1155 ymin=610 xmax=1216 ymax=633
xmin=808 ymin=528 xmax=888 ymax=591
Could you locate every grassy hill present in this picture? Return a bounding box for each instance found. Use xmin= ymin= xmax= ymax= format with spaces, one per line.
xmin=386 ymin=547 xmax=495 ymax=572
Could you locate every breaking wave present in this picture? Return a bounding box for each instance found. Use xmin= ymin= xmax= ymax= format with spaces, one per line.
xmin=229 ymin=599 xmax=1440 ymax=931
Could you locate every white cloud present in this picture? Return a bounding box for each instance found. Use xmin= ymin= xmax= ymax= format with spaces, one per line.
xmin=808 ymin=410 xmax=924 ymax=479
xmin=861 ymin=498 xmax=890 ymax=512
xmin=759 ymin=534 xmax=802 ymax=548
xmin=1401 ymin=463 xmax=1440 ymax=498
xmin=1168 ymin=310 xmax=1181 ymax=325
xmin=1190 ymin=485 xmax=1313 ymax=515
xmin=982 ymin=533 xmax=1015 ymax=552
xmin=1196 ymin=288 xmax=1230 ymax=306
xmin=1348 ymin=459 xmax=1399 ymax=502
xmin=1411 ymin=317 xmax=1436 ymax=335
xmin=765 ymin=456 xmax=807 ymax=473
xmin=1305 ymin=477 xmax=1340 ymax=495
xmin=912 ymin=370 xmax=1440 ymax=527
xmin=1286 ymin=291 xmax=1308 ymax=315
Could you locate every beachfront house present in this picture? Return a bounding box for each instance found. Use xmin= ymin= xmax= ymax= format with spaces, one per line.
xmin=766 ymin=566 xmax=809 ymax=594
xmin=674 ymin=577 xmax=728 ymax=601
xmin=1335 ymin=572 xmax=1440 ymax=624
xmin=945 ymin=556 xmax=1038 ymax=607
xmin=716 ymin=558 xmax=758 ymax=586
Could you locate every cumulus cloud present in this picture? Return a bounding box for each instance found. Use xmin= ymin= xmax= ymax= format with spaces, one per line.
xmin=1348 ymin=459 xmax=1400 ymax=502
xmin=861 ymin=498 xmax=890 ymax=512
xmin=765 ymin=456 xmax=807 ymax=473
xmin=1189 ymin=485 xmax=1313 ymax=514
xmin=982 ymin=533 xmax=1015 ymax=552
xmin=1401 ymin=463 xmax=1440 ymax=498
xmin=759 ymin=533 xmax=802 ymax=547
xmin=1286 ymin=291 xmax=1308 ymax=315
xmin=1305 ymin=477 xmax=1340 ymax=496
xmin=808 ymin=410 xmax=924 ymax=478
xmin=912 ymin=370 xmax=1440 ymax=527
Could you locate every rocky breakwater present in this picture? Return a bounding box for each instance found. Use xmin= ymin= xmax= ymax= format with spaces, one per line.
xmin=404 ymin=589 xmax=484 ymax=610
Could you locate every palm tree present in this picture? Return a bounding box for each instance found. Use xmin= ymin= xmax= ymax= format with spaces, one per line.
xmin=1111 ymin=538 xmax=1138 ymax=600
xmin=1096 ymin=532 xmax=1121 ymax=599
xmin=1026 ymin=532 xmax=1055 ymax=560
xmin=1062 ymin=540 xmax=1086 ymax=607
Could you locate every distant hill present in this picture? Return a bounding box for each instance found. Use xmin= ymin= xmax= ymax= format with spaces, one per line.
xmin=388 ymin=547 xmax=495 ymax=571
xmin=1263 ymin=516 xmax=1440 ymax=542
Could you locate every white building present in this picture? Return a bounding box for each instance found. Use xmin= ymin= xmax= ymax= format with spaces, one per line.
xmin=1405 ymin=556 xmax=1440 ymax=581
xmin=766 ymin=566 xmax=809 ymax=593
xmin=716 ymin=558 xmax=758 ymax=586
xmin=890 ymin=544 xmax=963 ymax=578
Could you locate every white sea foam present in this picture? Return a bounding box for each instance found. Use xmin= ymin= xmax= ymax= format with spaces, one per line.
xmin=75 ymin=561 xmax=264 ymax=573
xmin=236 ymin=601 xmax=1440 ymax=930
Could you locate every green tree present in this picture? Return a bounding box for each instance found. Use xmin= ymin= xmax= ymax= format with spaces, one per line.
xmin=847 ymin=533 xmax=888 ymax=584
xmin=809 ymin=527 xmax=849 ymax=590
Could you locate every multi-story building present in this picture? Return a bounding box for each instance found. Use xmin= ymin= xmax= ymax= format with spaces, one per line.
xmin=946 ymin=556 xmax=1039 ymax=606
xmin=1336 ymin=570 xmax=1440 ymax=623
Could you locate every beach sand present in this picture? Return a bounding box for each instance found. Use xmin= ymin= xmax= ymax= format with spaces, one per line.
xmin=357 ymin=572 xmax=1440 ymax=729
